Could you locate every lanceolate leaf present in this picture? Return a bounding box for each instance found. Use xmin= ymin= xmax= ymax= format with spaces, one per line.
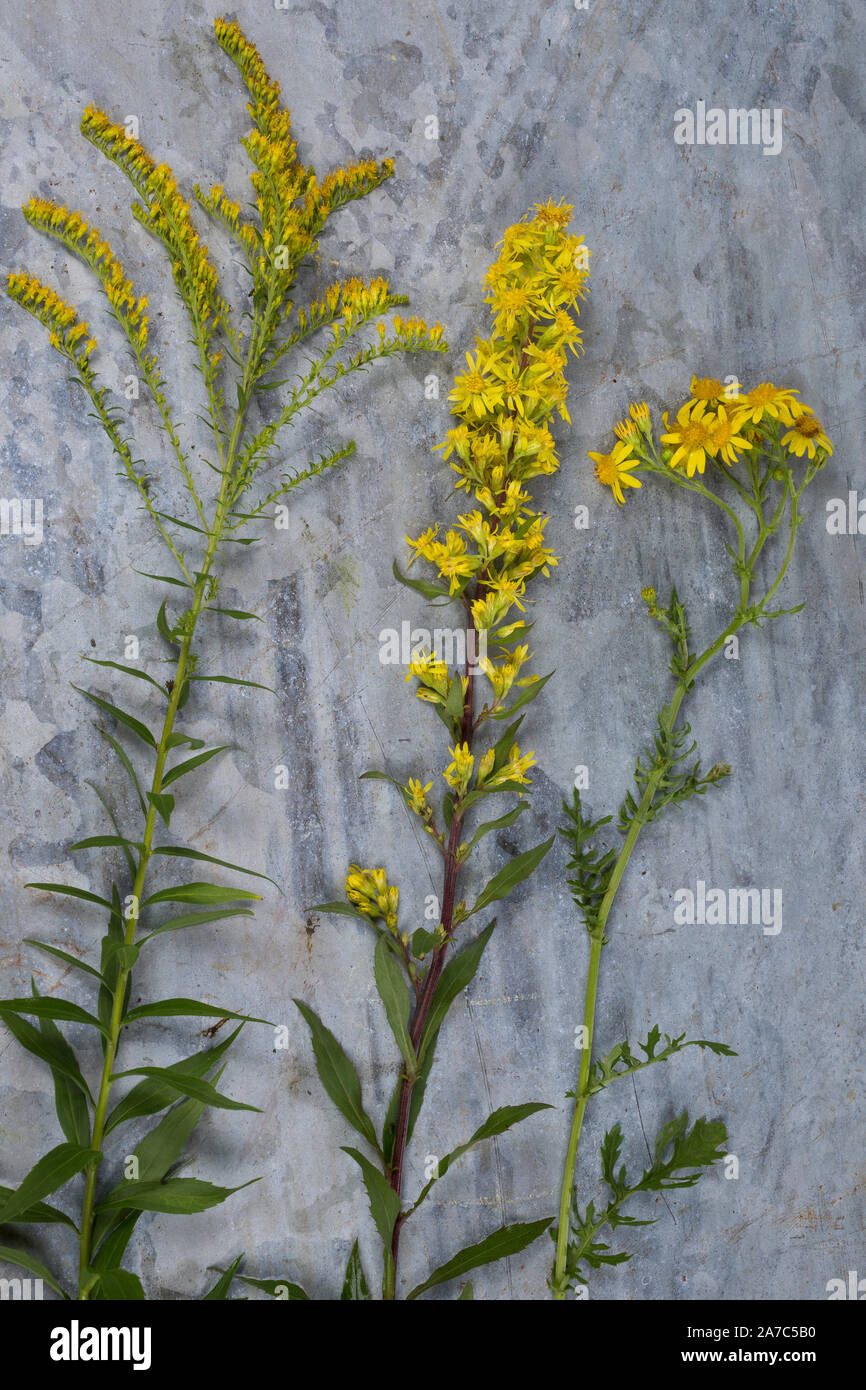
xmin=0 ymin=1185 xmax=78 ymax=1230
xmin=406 ymin=1219 xmax=552 ymax=1300
xmin=23 ymin=939 xmax=101 ymax=981
xmin=0 ymin=1245 xmax=68 ymax=1298
xmin=373 ymin=936 xmax=416 ymax=1078
xmin=104 ymin=1026 xmax=243 ymax=1134
xmin=0 ymin=1143 xmax=99 ymax=1227
xmin=341 ymin=1147 xmax=401 ymax=1250
xmin=142 ymin=881 xmax=261 ymax=907
xmin=190 ymin=674 xmax=275 ymax=693
xmin=459 ymin=803 xmax=527 ymax=860
xmin=70 ymin=686 xmax=157 ymax=749
xmin=109 ymin=1067 xmax=261 ymax=1115
xmin=203 ymin=1253 xmax=244 ymax=1300
xmin=469 ymin=836 xmax=555 ymax=917
xmin=294 ymin=1001 xmax=380 ymax=1154
xmin=83 ymin=657 xmax=166 ymax=692
xmin=410 ymin=1103 xmax=551 ymax=1210
xmin=96 ymin=1176 xmax=258 ymax=1215
xmin=417 ymin=922 xmax=496 ymax=1065
xmin=161 ymin=745 xmax=236 ymax=788
xmin=233 ymin=1273 xmax=310 ymax=1300
xmin=150 ymin=845 xmax=279 ymax=888
xmin=24 ymin=882 xmax=114 ymax=911
xmin=341 ymin=1239 xmax=372 ymax=1300
xmin=123 ymin=999 xmax=270 ymax=1026
xmin=91 ymin=1268 xmax=146 ymax=1300
xmin=0 ymin=998 xmax=109 ymax=1038
xmin=139 ymin=908 xmax=255 ymax=943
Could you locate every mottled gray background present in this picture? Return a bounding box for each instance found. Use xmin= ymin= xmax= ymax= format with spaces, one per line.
xmin=1 ymin=0 xmax=863 ymax=1302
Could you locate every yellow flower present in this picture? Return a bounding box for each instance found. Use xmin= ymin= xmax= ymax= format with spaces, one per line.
xmin=345 ymin=865 xmax=399 ymax=930
xmin=449 ymin=350 xmax=505 ymax=419
xmin=589 ymin=440 xmax=642 ymax=504
xmin=444 ymin=742 xmax=474 ymax=795
xmin=709 ymin=404 xmax=753 ymax=465
xmin=781 ymin=410 xmax=833 ymax=458
xmin=614 ymin=400 xmax=651 ymax=443
xmin=736 ymin=383 xmax=803 ymax=426
xmin=660 ymin=400 xmax=718 ymax=477
xmin=407 ymin=778 xmax=433 ymax=815
xmin=688 ymin=376 xmax=726 ymax=407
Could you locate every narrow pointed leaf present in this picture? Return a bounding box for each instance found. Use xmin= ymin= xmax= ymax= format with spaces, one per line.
xmin=96 ymin=1176 xmax=258 ymax=1215
xmin=469 ymin=836 xmax=554 ymax=916
xmin=417 ymin=922 xmax=496 ymax=1064
xmin=0 ymin=998 xmax=109 ymax=1038
xmin=340 ymin=1239 xmax=372 ymax=1300
xmin=142 ymin=881 xmax=260 ymax=907
xmin=83 ymin=658 xmax=165 ymax=692
xmin=110 ymin=1067 xmax=261 ymax=1114
xmin=373 ymin=936 xmax=416 ymax=1078
xmin=71 ymin=686 xmax=156 ymax=749
xmin=294 ymin=1001 xmax=380 ymax=1154
xmin=406 ymin=1219 xmax=552 ymax=1299
xmin=161 ymin=745 xmax=236 ymax=788
xmin=0 ymin=1245 xmax=68 ymax=1298
xmin=25 ymin=883 xmax=113 ymax=911
xmin=92 ymin=1268 xmax=145 ymax=1300
xmin=203 ymin=1253 xmax=244 ymax=1300
xmin=123 ymin=999 xmax=269 ymax=1025
xmin=341 ymin=1147 xmax=401 ymax=1249
xmin=0 ymin=1144 xmax=99 ymax=1226
xmin=151 ymin=846 xmax=278 ymax=888
xmin=140 ymin=908 xmax=254 ymax=943
xmin=23 ymin=940 xmax=101 ymax=981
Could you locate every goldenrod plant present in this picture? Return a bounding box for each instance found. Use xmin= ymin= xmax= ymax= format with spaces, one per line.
xmin=0 ymin=18 xmax=444 ymax=1301
xmin=232 ymin=201 xmax=590 ymax=1301
xmin=551 ymin=379 xmax=833 ymax=1298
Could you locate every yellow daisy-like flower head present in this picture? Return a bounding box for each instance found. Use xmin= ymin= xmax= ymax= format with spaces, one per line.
xmin=444 ymin=742 xmax=475 ymax=796
xmin=781 ymin=410 xmax=833 ymax=459
xmin=588 ymin=439 xmax=642 ymax=505
xmin=737 ymin=382 xmax=802 ymax=427
xmin=407 ymin=778 xmax=433 ymax=816
xmin=660 ymin=400 xmax=718 ymax=477
xmin=688 ymin=376 xmax=726 ymax=407
xmin=709 ymin=404 xmax=753 ymax=465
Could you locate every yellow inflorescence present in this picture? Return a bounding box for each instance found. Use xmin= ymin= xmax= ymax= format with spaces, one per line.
xmin=6 ymin=270 xmax=96 ymax=360
xmin=345 ymin=865 xmax=399 ymax=931
xmin=22 ymin=197 xmax=150 ymax=348
xmin=593 ymin=379 xmax=833 ymax=501
xmin=80 ymin=104 xmax=227 ymax=340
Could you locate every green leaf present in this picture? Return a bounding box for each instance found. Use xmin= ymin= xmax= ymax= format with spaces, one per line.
xmin=68 ymin=834 xmax=143 ymax=854
xmin=488 ymin=671 xmax=554 ymax=721
xmin=36 ymin=1007 xmax=93 ymax=1143
xmin=23 ymin=939 xmax=101 ymax=981
xmin=96 ymin=1176 xmax=258 ymax=1215
xmin=294 ymin=1001 xmax=380 ymax=1154
xmin=392 ymin=557 xmax=452 ymax=601
xmin=132 ymin=568 xmax=190 ymax=589
xmin=206 ymin=607 xmax=262 ymax=621
xmin=203 ymin=1253 xmax=244 ymax=1300
xmin=0 ymin=1144 xmax=98 ymax=1227
xmin=104 ymin=1026 xmax=243 ymax=1134
xmin=341 ymin=1148 xmax=401 ymax=1250
xmin=0 ymin=1245 xmax=68 ymax=1298
xmin=459 ymin=804 xmax=527 ymax=860
xmin=151 ymin=845 xmax=278 ymax=888
xmin=148 ymin=791 xmax=175 ymax=827
xmin=406 ymin=1219 xmax=552 ymax=1299
xmin=123 ymin=999 xmax=269 ymax=1026
xmin=142 ymin=880 xmax=261 ymax=907
xmin=156 ymin=599 xmax=178 ymax=647
xmin=340 ymin=1239 xmax=372 ymax=1300
xmin=410 ymin=928 xmax=439 ymax=959
xmin=83 ymin=658 xmax=166 ymax=692
xmin=93 ymin=724 xmax=146 ymax=814
xmin=469 ymin=836 xmax=554 ymax=917
xmin=417 ymin=922 xmax=496 ymax=1065
xmin=0 ymin=998 xmax=109 ymax=1038
xmin=110 ymin=1067 xmax=261 ymax=1115
xmin=0 ymin=1185 xmax=78 ymax=1230
xmin=161 ymin=745 xmax=236 ymax=788
xmin=91 ymin=1268 xmax=146 ymax=1300
xmin=232 ymin=1273 xmax=309 ymax=1300
xmin=25 ymin=882 xmax=114 ymax=911
xmin=410 ymin=1103 xmax=551 ymax=1210
xmin=458 ymin=1281 xmax=474 ymax=1299
xmin=190 ymin=674 xmax=275 ymax=693
xmin=70 ymin=686 xmax=157 ymax=749
xmin=140 ymin=908 xmax=254 ymax=944
xmin=373 ymin=936 xmax=416 ymax=1078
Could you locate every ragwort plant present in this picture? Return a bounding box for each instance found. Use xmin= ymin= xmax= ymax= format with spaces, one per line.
xmin=551 ymin=378 xmax=833 ymax=1298
xmin=233 ymin=200 xmax=591 ymax=1301
xmin=0 ymin=18 xmax=443 ymax=1301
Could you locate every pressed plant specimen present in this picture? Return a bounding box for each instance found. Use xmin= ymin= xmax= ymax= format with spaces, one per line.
xmin=229 ymin=200 xmax=591 ymax=1301
xmin=0 ymin=18 xmax=444 ymax=1300
xmin=551 ymin=380 xmax=833 ymax=1298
